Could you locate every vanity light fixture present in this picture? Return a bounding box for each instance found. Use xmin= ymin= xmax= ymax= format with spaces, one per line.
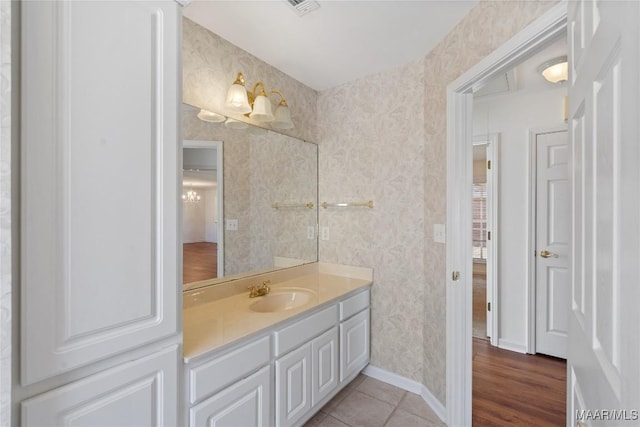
xmin=224 ymin=117 xmax=249 ymax=130
xmin=224 ymin=72 xmax=295 ymax=130
xmin=538 ymin=55 xmax=568 ymax=84
xmin=197 ymin=108 xmax=225 ymax=123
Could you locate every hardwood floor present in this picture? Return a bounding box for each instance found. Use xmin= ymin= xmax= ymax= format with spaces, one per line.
xmin=473 ymin=337 xmax=566 ymax=426
xmin=183 ymin=242 xmax=217 ymax=284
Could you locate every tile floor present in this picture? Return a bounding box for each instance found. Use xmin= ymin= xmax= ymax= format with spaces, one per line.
xmin=304 ymin=375 xmax=446 ymax=427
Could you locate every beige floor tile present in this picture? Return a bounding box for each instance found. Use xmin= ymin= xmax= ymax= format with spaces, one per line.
xmin=384 ymin=409 xmax=441 ymax=427
xmin=330 ymin=391 xmax=395 ymax=427
xmin=315 ymin=415 xmax=350 ymax=427
xmin=355 ymin=376 xmax=406 ymax=406
xmin=396 ymin=392 xmax=442 ymax=423
xmin=318 ymin=383 xmax=355 ymax=413
xmin=304 ymin=410 xmax=328 ymax=426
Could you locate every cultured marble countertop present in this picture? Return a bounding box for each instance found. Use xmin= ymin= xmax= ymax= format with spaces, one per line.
xmin=183 ymin=264 xmax=372 ymax=363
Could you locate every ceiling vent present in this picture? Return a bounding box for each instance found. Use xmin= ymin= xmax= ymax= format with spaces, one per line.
xmin=285 ymin=0 xmax=320 ymax=17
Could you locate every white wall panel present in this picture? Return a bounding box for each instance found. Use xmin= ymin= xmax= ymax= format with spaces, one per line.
xmin=21 ymin=0 xmax=180 ymax=385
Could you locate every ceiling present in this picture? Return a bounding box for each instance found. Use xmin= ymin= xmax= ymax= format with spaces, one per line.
xmin=183 ymin=0 xmax=479 ymax=91
xmin=474 ymin=35 xmax=568 ymax=99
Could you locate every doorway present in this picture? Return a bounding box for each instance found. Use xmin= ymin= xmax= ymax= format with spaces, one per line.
xmin=445 ymin=4 xmax=568 ymax=425
xmin=182 ymin=140 xmax=224 ymax=285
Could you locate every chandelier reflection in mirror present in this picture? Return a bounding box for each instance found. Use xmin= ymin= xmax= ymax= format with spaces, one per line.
xmin=224 ymin=72 xmax=294 ymax=130
xmin=182 ymin=189 xmax=201 ymax=203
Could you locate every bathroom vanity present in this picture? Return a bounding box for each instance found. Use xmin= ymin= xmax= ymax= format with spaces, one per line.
xmin=183 ymin=263 xmax=372 ymax=427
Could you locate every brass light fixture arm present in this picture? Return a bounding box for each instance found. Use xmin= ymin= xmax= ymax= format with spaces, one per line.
xmin=269 ymin=90 xmax=289 ymax=107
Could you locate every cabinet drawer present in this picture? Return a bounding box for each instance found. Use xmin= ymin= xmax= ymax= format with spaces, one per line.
xmin=339 ymin=289 xmax=370 ymax=321
xmin=275 ymin=305 xmax=338 ymax=357
xmin=190 ymin=365 xmax=271 ymax=427
xmin=189 ymin=336 xmax=270 ymax=404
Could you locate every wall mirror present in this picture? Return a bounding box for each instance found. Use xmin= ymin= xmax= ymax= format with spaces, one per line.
xmin=182 ymin=104 xmax=318 ymax=291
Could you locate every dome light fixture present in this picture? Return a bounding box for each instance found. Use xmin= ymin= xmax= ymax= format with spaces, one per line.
xmin=538 ymin=56 xmax=568 ymax=84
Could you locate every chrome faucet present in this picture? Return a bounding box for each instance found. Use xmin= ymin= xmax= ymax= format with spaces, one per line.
xmin=249 ymin=280 xmax=271 ymax=298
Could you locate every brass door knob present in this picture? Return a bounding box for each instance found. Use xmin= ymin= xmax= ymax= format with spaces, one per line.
xmin=540 ymin=249 xmax=559 ymax=258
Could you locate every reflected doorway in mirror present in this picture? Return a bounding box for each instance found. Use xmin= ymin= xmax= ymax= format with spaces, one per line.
xmin=183 ymin=140 xmax=224 ymax=285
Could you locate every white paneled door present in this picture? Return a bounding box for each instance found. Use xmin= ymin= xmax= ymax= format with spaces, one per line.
xmin=535 ymin=130 xmax=569 ymax=359
xmin=568 ymin=1 xmax=640 ymax=426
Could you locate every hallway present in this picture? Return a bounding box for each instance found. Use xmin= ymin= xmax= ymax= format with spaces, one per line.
xmin=472 ymin=338 xmax=566 ymax=426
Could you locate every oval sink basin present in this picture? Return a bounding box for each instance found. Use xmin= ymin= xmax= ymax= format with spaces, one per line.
xmin=249 ymin=287 xmax=316 ymax=313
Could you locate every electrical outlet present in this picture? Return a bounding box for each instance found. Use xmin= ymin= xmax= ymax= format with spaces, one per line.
xmin=321 ymin=227 xmax=330 ymax=241
xmin=226 ymin=219 xmax=238 ymax=231
xmin=307 ymin=226 xmax=315 ymax=240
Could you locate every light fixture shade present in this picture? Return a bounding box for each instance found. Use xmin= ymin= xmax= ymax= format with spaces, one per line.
xmin=197 ymin=109 xmax=225 ymax=123
xmin=224 ymin=118 xmax=248 ymax=130
xmin=271 ymin=104 xmax=294 ymax=130
xmin=249 ymin=95 xmax=274 ymax=122
xmin=225 ymin=84 xmax=252 ymax=113
xmin=538 ymin=56 xmax=568 ymax=84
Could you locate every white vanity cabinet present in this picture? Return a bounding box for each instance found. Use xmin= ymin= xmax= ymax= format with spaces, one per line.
xmin=274 ymin=305 xmax=339 ymax=427
xmin=339 ymin=291 xmax=371 ymax=382
xmin=20 ymin=0 xmax=182 ymax=423
xmin=186 ymin=336 xmax=272 ymax=426
xmin=184 ymin=286 xmax=371 ymax=427
xmin=190 ymin=366 xmax=272 ymax=427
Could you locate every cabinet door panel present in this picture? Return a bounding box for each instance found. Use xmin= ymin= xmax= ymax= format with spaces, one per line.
xmin=312 ymin=327 xmax=338 ymax=406
xmin=22 ymin=345 xmax=179 ymax=427
xmin=190 ymin=366 xmax=271 ymax=427
xmin=340 ymin=309 xmax=370 ymax=382
xmin=276 ymin=343 xmax=312 ymax=427
xmin=21 ymin=0 xmax=179 ymax=385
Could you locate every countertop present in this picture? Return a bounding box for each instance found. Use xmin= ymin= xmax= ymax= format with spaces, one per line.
xmin=183 ymin=263 xmax=372 ymax=363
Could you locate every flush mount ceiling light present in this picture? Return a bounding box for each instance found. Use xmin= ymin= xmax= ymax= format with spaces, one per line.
xmin=224 ymin=72 xmax=295 ymax=130
xmin=197 ymin=109 xmax=225 ymax=123
xmin=538 ymin=55 xmax=568 ymax=84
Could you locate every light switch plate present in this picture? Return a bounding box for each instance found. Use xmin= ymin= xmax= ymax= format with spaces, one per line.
xmin=226 ymin=219 xmax=238 ymax=231
xmin=434 ymin=224 xmax=446 ymax=243
xmin=321 ymin=227 xmax=329 ymax=241
xmin=307 ymin=226 xmax=315 ymax=240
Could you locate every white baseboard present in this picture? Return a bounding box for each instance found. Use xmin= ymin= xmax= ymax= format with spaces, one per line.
xmin=362 ymin=365 xmax=446 ymax=423
xmin=497 ymin=338 xmax=527 ymax=354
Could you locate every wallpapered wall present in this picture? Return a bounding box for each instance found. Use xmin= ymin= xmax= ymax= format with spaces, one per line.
xmin=318 ymin=0 xmax=559 ymax=404
xmin=183 ymin=18 xmax=318 ymax=143
xmin=0 ymin=0 xmax=11 ymax=424
xmin=318 ymin=59 xmax=427 ymax=383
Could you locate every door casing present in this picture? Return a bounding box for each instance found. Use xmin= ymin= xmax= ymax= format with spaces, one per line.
xmin=445 ymin=4 xmax=568 ymax=425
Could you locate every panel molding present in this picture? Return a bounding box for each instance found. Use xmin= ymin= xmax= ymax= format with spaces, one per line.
xmin=21 ymin=0 xmax=179 ymax=385
xmin=21 ymin=345 xmax=179 ymax=426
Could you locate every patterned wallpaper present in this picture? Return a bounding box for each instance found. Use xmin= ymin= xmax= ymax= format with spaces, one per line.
xmin=182 ymin=107 xmax=318 ymax=280
xmin=182 ymin=17 xmax=318 ymax=143
xmin=0 ymin=0 xmax=11 ymax=423
xmin=318 ymin=58 xmax=426 ymax=383
xmin=317 ymin=0 xmax=558 ymax=405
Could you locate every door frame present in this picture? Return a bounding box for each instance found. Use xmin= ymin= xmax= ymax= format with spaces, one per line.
xmin=472 ymin=134 xmax=499 ymax=347
xmin=445 ymin=4 xmax=568 ymax=425
xmin=526 ymin=126 xmax=568 ymax=354
xmin=182 ymin=139 xmax=225 ymax=279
